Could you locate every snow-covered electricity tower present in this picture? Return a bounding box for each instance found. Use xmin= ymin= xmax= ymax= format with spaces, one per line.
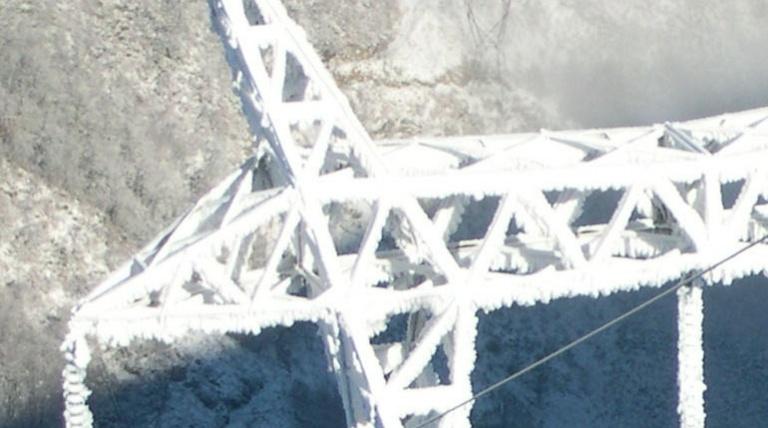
xmin=62 ymin=1 xmax=768 ymax=427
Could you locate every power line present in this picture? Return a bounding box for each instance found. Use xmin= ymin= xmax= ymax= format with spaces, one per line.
xmin=413 ymin=234 xmax=768 ymax=428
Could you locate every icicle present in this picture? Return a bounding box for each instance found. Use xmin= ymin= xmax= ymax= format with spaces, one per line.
xmin=677 ymin=282 xmax=706 ymax=428
xmin=61 ymin=331 xmax=93 ymax=428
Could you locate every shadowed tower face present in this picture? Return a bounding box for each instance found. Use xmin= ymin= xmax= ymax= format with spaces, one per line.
xmin=61 ymin=1 xmax=768 ymax=427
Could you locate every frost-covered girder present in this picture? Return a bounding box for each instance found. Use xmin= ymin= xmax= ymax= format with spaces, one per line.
xmin=62 ymin=0 xmax=768 ymax=427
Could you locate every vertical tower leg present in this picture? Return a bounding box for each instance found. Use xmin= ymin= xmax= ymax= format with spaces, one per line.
xmin=324 ymin=311 xmax=404 ymax=428
xmin=319 ymin=321 xmax=359 ymax=427
xmin=437 ymin=302 xmax=476 ymax=428
xmin=677 ymin=281 xmax=706 ymax=428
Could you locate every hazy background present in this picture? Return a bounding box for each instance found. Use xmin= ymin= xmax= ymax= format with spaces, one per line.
xmin=325 ymin=0 xmax=768 ymax=136
xmin=459 ymin=0 xmax=768 ymax=127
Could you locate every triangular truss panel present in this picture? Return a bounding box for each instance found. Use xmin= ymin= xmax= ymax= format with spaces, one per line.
xmin=62 ymin=1 xmax=768 ymax=427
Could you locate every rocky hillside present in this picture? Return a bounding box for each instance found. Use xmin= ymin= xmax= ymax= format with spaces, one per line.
xmin=1 ymin=0 xmax=768 ymax=427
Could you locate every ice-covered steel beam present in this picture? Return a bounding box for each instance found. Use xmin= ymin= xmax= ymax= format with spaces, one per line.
xmin=62 ymin=0 xmax=768 ymax=427
xmin=312 ymin=149 xmax=768 ymax=201
xmin=677 ymin=280 xmax=706 ymax=428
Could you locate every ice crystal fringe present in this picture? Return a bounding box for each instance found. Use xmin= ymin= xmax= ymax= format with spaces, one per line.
xmin=62 ymin=332 xmax=93 ymax=428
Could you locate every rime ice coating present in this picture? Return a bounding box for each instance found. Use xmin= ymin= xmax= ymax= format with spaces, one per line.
xmin=677 ymin=283 xmax=706 ymax=428
xmin=62 ymin=0 xmax=768 ymax=426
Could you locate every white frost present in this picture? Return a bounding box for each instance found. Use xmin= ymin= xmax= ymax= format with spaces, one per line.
xmin=677 ymin=283 xmax=706 ymax=428
xmin=62 ymin=0 xmax=768 ymax=426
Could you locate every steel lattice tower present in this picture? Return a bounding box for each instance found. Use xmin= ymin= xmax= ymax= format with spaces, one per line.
xmin=62 ymin=1 xmax=768 ymax=427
